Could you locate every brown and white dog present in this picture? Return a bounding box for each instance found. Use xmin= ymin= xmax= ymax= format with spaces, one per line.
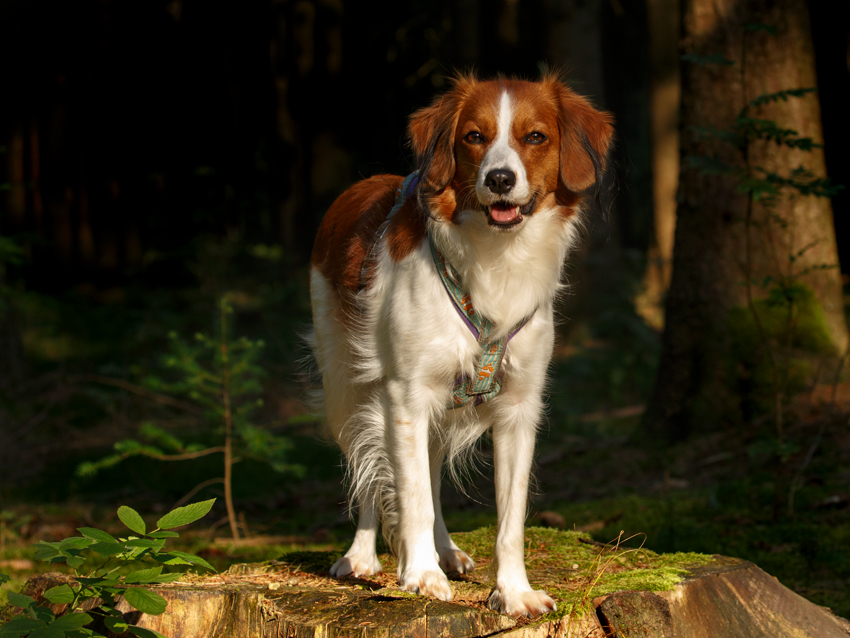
xmin=308 ymin=73 xmax=613 ymax=617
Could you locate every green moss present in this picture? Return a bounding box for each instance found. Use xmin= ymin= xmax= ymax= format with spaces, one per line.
xmin=728 ymin=282 xmax=835 ymax=356
xmin=255 ymin=527 xmax=714 ymax=627
xmin=540 ymin=540 xmax=712 ymax=620
xmin=455 ymin=526 xmax=713 ymax=623
xmin=726 ymin=282 xmax=836 ymax=416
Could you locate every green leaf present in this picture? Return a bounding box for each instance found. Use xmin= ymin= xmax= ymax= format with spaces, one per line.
xmin=147 ymin=531 xmax=179 ymax=539
xmin=152 ymin=554 xmax=192 ymax=566
xmin=7 ymin=591 xmax=36 ymax=608
xmin=66 ymin=556 xmax=85 ymax=569
xmin=122 ymin=588 xmax=168 ymax=615
xmin=58 ymin=537 xmax=95 ymax=551
xmin=43 ymin=584 xmax=75 ymax=604
xmin=33 ymin=542 xmax=63 ymax=561
xmin=78 ymin=527 xmax=117 ymax=543
xmin=49 ymin=613 xmax=93 ymax=631
xmin=104 ymin=616 xmax=130 ymax=634
xmin=117 ymin=506 xmax=146 ymax=536
xmin=30 ymin=606 xmax=55 ymax=623
xmin=155 ymin=499 xmax=215 ymax=530
xmin=77 ymin=576 xmax=118 ymax=587
xmin=88 ymin=541 xmax=127 ymax=556
xmin=0 ymin=618 xmax=47 ymax=637
xmin=128 ymin=626 xmax=168 ymax=638
xmin=27 ymin=626 xmax=64 ymax=638
xmin=138 ymin=423 xmax=185 ymax=453
xmin=123 ymin=567 xmax=163 ymax=584
xmin=748 ymin=87 xmax=817 ymax=109
xmin=94 ymin=586 xmax=123 ymax=599
xmin=124 ymin=539 xmax=165 ymax=551
xmin=165 ymin=551 xmax=215 ymax=572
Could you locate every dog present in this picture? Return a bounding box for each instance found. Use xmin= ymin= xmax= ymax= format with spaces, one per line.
xmin=308 ymin=73 xmax=613 ymax=617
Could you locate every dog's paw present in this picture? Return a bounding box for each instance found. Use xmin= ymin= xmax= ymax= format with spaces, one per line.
xmin=400 ymin=569 xmax=453 ymax=601
xmin=438 ymin=548 xmax=475 ymax=576
xmin=488 ymin=586 xmax=556 ymax=618
xmin=329 ymin=553 xmax=382 ymax=578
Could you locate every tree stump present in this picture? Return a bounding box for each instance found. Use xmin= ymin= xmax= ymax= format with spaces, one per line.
xmin=16 ymin=528 xmax=850 ymax=637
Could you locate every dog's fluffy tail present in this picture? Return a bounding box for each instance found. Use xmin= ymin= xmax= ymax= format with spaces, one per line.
xmin=340 ymin=391 xmax=402 ymax=549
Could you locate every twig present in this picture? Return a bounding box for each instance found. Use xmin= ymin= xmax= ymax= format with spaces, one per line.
xmin=172 ymin=478 xmax=225 ymax=511
xmin=220 ymin=299 xmax=240 ymax=541
xmin=787 ymin=343 xmax=850 ymax=515
xmin=70 ymin=374 xmax=203 ymax=414
xmin=137 ymin=447 xmax=226 ymax=461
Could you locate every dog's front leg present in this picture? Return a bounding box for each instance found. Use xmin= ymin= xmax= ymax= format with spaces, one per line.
xmin=387 ymin=379 xmax=453 ymax=601
xmin=489 ymin=414 xmax=556 ymax=617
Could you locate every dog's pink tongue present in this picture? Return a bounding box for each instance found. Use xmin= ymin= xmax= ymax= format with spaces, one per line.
xmin=490 ymin=204 xmax=518 ymax=223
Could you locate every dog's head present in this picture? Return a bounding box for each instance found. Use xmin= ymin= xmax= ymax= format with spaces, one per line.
xmin=408 ymin=73 xmax=613 ymax=229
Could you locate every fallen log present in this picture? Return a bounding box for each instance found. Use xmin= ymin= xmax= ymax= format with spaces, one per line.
xmin=14 ymin=528 xmax=850 ymax=637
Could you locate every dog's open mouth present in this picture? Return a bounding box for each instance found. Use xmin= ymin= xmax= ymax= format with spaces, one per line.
xmin=485 ymin=196 xmax=537 ymax=228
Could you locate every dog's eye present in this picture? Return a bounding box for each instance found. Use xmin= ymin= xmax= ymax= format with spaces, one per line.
xmin=525 ymin=132 xmax=547 ymax=144
xmin=464 ymin=131 xmax=485 ymax=144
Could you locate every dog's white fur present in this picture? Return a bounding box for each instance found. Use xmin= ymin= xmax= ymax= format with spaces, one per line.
xmin=308 ymin=76 xmax=611 ymax=617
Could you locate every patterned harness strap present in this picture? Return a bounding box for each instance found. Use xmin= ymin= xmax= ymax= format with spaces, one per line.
xmin=428 ymin=236 xmax=534 ymax=409
xmin=361 ymin=171 xmax=535 ymax=409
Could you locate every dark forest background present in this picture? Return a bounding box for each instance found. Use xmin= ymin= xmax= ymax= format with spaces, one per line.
xmin=1 ymin=0 xmax=849 ymax=620
xmin=1 ymin=0 xmax=848 ymax=285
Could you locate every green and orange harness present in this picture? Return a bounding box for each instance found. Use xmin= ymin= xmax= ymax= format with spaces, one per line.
xmin=363 ymin=171 xmax=534 ymax=409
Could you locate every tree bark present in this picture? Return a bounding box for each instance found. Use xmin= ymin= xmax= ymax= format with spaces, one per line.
xmin=637 ymin=0 xmax=681 ymax=330
xmin=19 ymin=549 xmax=850 ymax=638
xmin=645 ymin=0 xmax=848 ymax=441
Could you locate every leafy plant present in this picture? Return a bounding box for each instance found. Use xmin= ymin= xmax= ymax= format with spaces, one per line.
xmin=76 ymin=297 xmax=303 ymax=540
xmin=0 ymin=500 xmax=215 ymax=638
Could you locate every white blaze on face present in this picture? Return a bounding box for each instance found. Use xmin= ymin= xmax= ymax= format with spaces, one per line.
xmin=476 ymin=90 xmax=530 ymax=205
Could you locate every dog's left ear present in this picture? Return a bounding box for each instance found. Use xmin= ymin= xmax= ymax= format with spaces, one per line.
xmin=553 ymin=83 xmax=614 ymax=192
xmin=408 ymin=77 xmax=471 ymax=192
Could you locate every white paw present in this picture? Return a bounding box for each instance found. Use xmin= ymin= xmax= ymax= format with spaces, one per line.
xmin=488 ymin=586 xmax=556 ymax=618
xmin=438 ymin=548 xmax=475 ymax=576
xmin=400 ymin=569 xmax=453 ymax=601
xmin=329 ymin=553 xmax=382 ymax=578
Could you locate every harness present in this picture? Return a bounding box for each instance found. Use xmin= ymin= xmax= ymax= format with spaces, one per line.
xmin=361 ymin=171 xmax=534 ymax=409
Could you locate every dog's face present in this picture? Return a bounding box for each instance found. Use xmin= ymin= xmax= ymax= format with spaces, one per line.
xmin=408 ymin=75 xmax=613 ymax=229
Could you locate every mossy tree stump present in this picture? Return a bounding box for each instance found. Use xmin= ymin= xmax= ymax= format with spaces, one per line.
xmin=16 ymin=529 xmax=850 ymax=637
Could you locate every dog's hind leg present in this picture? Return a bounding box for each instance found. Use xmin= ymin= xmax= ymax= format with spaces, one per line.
xmin=330 ymin=495 xmax=383 ymax=578
xmin=429 ymin=443 xmax=475 ymax=576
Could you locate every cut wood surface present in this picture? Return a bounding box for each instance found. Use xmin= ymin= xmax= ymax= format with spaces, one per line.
xmin=15 ymin=529 xmax=850 ymax=638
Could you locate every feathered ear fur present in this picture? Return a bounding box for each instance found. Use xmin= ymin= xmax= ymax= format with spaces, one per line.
xmin=550 ymin=80 xmax=614 ymax=192
xmin=407 ymin=75 xmax=474 ymax=192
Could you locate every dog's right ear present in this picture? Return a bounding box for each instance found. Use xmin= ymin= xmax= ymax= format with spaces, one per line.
xmin=408 ymin=77 xmax=472 ymax=192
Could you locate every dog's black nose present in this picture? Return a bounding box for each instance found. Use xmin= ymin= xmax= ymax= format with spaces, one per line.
xmin=485 ymin=169 xmax=516 ymax=195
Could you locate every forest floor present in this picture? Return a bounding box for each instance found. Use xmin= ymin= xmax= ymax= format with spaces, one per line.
xmin=2 ymin=250 xmax=849 ymax=620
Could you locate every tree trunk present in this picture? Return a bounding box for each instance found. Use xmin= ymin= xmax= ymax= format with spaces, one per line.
xmin=637 ymin=0 xmax=681 ymax=330
xmin=645 ymin=0 xmax=848 ymax=442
